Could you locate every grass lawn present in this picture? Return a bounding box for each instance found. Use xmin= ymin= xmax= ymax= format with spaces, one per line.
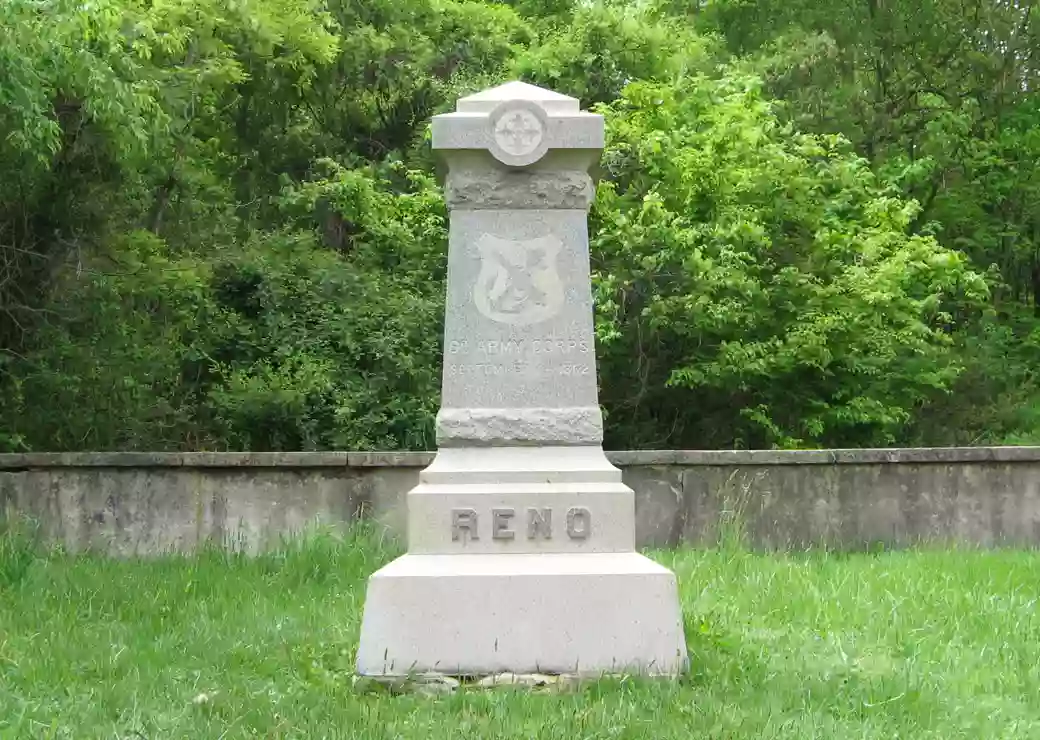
xmin=1 ymin=527 xmax=1039 ymax=739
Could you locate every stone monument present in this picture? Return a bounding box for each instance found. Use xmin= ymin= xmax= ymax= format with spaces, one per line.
xmin=356 ymin=81 xmax=687 ymax=677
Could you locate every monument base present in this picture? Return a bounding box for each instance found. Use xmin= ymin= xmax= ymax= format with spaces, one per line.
xmin=355 ymin=552 xmax=688 ymax=677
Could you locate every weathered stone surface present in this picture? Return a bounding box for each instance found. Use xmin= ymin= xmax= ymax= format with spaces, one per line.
xmin=355 ymin=552 xmax=688 ymax=676
xmin=436 ymin=208 xmax=601 ymax=443
xmin=1 ymin=466 xmax=362 ymax=555
xmin=343 ymin=452 xmax=432 ymax=468
xmin=678 ymin=460 xmax=1040 ymax=550
xmin=0 ymin=451 xmax=434 ymax=468
xmin=435 ymin=407 xmax=603 ymax=447
xmin=622 ymin=465 xmax=685 ymax=549
xmin=445 ymin=170 xmax=594 ymax=210
xmin=357 ymin=81 xmax=688 ymax=679
xmin=432 ymin=82 xmax=604 ymax=153
xmin=353 ymin=673 xmax=460 ymax=697
xmin=355 ymin=466 xmax=421 ymax=545
xmin=8 ymin=452 xmax=1040 ymax=552
xmin=10 ymin=446 xmax=1040 ymax=471
xmin=354 ymin=671 xmax=584 ymax=695
xmin=476 ymin=673 xmax=560 ymax=688
xmin=619 ymin=446 xmax=1040 ymax=466
xmin=455 ymin=81 xmax=577 ymax=115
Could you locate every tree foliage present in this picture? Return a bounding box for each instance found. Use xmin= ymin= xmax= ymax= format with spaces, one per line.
xmin=0 ymin=0 xmax=1037 ymax=451
xmin=592 ymin=75 xmax=987 ymax=448
xmin=701 ymin=0 xmax=1040 ymax=443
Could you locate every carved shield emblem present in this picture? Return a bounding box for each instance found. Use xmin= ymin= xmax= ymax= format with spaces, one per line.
xmin=473 ymin=234 xmax=565 ymax=325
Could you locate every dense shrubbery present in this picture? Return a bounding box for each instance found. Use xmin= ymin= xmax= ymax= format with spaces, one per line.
xmin=592 ymin=76 xmax=987 ymax=448
xmin=1 ymin=0 xmax=1038 ymax=450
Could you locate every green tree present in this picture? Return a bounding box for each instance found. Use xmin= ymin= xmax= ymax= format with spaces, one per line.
xmin=10 ymin=163 xmax=447 ymax=451
xmin=0 ymin=0 xmax=340 ymax=350
xmin=693 ymin=0 xmax=1040 ymax=445
xmin=591 ymin=73 xmax=988 ymax=448
xmin=2 ymin=0 xmax=1032 ymax=453
xmin=510 ymin=2 xmax=720 ymax=105
xmin=701 ymin=0 xmax=1040 ymax=308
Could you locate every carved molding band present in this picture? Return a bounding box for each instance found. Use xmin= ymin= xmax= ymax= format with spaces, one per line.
xmin=436 ymin=406 xmax=604 ymax=447
xmin=445 ymin=170 xmax=594 ymax=211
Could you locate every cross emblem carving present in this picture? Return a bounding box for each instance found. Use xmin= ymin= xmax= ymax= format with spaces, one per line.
xmin=494 ymin=110 xmax=544 ymax=156
xmin=500 ymin=113 xmax=541 ymax=147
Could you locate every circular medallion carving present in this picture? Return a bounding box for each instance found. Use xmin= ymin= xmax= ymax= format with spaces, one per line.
xmin=494 ymin=109 xmax=543 ymax=156
xmin=487 ymin=100 xmax=550 ymax=167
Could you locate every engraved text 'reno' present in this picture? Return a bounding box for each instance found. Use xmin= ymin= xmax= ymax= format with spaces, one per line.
xmin=450 ymin=506 xmax=590 ymax=543
xmin=473 ymin=234 xmax=564 ymax=326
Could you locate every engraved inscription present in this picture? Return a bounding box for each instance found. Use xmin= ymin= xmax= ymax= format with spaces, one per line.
xmin=532 ymin=339 xmax=590 ymax=354
xmin=527 ymin=507 xmax=552 ymax=540
xmin=492 ymin=508 xmax=516 ymax=540
xmin=479 ymin=339 xmax=525 ymax=354
xmin=447 ymin=338 xmax=590 ymax=355
xmin=445 ymin=335 xmax=593 ymax=378
xmin=451 ymin=508 xmax=479 ymax=542
xmin=473 ymin=234 xmax=564 ymax=326
xmin=551 ymin=364 xmax=589 ymax=376
xmin=448 ymin=506 xmax=594 ymax=543
xmin=566 ymin=506 xmax=591 ymax=540
xmin=493 ymin=109 xmax=544 ymax=157
xmin=446 ymin=362 xmax=589 ymax=377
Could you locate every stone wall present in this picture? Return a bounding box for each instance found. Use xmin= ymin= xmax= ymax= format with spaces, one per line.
xmin=2 ymin=448 xmax=1040 ymax=554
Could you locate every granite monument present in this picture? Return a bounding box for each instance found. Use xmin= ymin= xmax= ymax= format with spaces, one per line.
xmin=355 ymin=81 xmax=688 ymax=677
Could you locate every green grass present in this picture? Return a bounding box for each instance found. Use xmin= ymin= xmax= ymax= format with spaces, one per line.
xmin=1 ymin=525 xmax=1039 ymax=739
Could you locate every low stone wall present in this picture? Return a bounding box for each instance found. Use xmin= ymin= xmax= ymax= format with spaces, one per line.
xmin=2 ymin=448 xmax=1040 ymax=554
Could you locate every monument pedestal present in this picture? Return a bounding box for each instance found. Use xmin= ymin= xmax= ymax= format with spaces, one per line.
xmin=355 ymin=81 xmax=687 ymax=678
xmin=408 ymin=446 xmax=637 ymax=555
xmin=356 ymin=552 xmax=686 ymax=676
xmin=358 ymin=444 xmax=688 ymax=676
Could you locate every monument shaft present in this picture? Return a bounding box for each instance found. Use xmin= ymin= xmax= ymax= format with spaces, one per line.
xmin=356 ymin=81 xmax=687 ymax=677
xmin=438 ymin=207 xmax=601 ymax=445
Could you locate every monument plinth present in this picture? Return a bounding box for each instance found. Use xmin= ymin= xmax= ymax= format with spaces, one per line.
xmin=356 ymin=81 xmax=687 ymax=677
